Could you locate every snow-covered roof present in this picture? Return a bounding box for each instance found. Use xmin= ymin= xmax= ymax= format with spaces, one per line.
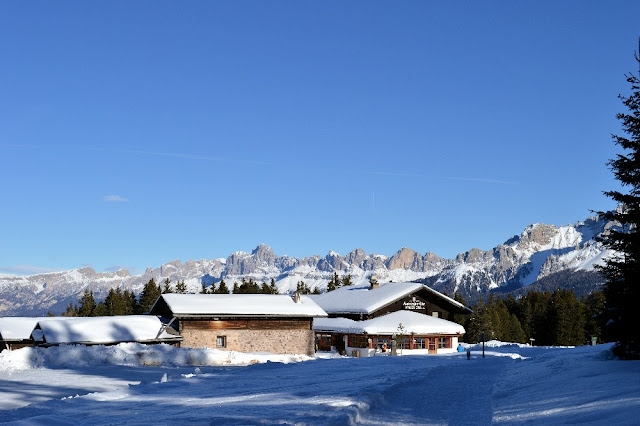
xmin=311 ymin=282 xmax=471 ymax=314
xmin=314 ymin=311 xmax=465 ymax=336
xmin=0 ymin=317 xmax=71 ymax=341
xmin=33 ymin=316 xmax=181 ymax=345
xmin=152 ymin=294 xmax=328 ymax=318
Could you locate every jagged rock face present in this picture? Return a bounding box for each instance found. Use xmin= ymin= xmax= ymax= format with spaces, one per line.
xmin=345 ymin=249 xmax=368 ymax=267
xmin=387 ymin=248 xmax=425 ymax=271
xmin=517 ymin=224 xmax=558 ymax=248
xmin=456 ymin=248 xmax=489 ymax=263
xmin=318 ymin=252 xmax=346 ymax=272
xmin=0 ymin=213 xmax=618 ymax=316
xmin=252 ymin=244 xmax=277 ymax=264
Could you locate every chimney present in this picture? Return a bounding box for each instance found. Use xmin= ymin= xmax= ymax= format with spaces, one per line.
xmin=369 ymin=275 xmax=379 ymax=290
xmin=293 ymin=291 xmax=301 ymax=303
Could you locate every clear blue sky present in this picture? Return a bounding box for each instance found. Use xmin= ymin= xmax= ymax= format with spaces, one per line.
xmin=1 ymin=2 xmax=639 ymax=275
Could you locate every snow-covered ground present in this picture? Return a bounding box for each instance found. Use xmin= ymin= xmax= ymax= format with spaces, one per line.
xmin=0 ymin=342 xmax=639 ymax=424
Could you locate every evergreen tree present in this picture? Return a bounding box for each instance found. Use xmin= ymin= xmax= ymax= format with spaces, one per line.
xmin=137 ymin=278 xmax=162 ymax=314
xmin=342 ymin=274 xmax=353 ymax=286
xmin=507 ymin=314 xmax=526 ymax=343
xmin=596 ymin=49 xmax=640 ymax=359
xmin=261 ymin=282 xmax=271 ymax=294
xmin=232 ymin=282 xmax=239 ymax=294
xmin=268 ymin=278 xmax=279 ymax=294
xmin=123 ymin=289 xmax=137 ymax=314
xmin=549 ymin=289 xmax=585 ymax=346
xmin=327 ymin=273 xmax=339 ymax=292
xmin=200 ymin=282 xmax=209 ymax=294
xmin=453 ymin=292 xmax=472 ymax=335
xmin=465 ymin=298 xmax=492 ymax=343
xmin=311 ymin=286 xmax=321 ymax=295
xmin=583 ymin=291 xmax=606 ymax=344
xmin=248 ymin=278 xmax=260 ymax=293
xmin=175 ymin=280 xmax=187 ymax=294
xmin=163 ymin=278 xmax=173 ymax=294
xmin=519 ymin=291 xmax=552 ymax=345
xmin=296 ymin=280 xmax=311 ymax=294
xmin=93 ymin=301 xmax=108 ymax=317
xmin=104 ymin=288 xmax=127 ymax=316
xmin=62 ymin=302 xmax=78 ymax=317
xmin=77 ymin=290 xmax=96 ymax=317
xmin=217 ymin=279 xmax=230 ymax=294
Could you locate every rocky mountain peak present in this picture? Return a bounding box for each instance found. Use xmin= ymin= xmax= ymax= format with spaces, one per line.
xmin=456 ymin=248 xmax=487 ymax=263
xmin=345 ymin=248 xmax=368 ymax=266
xmin=77 ymin=267 xmax=97 ymax=276
xmin=388 ymin=247 xmax=424 ymax=271
xmin=517 ymin=224 xmax=558 ymax=247
xmin=251 ymin=244 xmax=276 ymax=264
xmin=115 ymin=269 xmax=131 ymax=278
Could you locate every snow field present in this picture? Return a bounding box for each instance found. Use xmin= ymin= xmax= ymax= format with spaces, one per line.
xmin=0 ymin=343 xmax=639 ymax=424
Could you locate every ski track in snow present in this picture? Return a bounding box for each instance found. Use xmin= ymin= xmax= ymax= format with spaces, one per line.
xmin=0 ymin=344 xmax=639 ymax=425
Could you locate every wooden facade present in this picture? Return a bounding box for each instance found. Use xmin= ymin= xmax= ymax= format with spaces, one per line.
xmin=313 ymin=283 xmax=469 ymax=357
xmin=317 ymin=332 xmax=462 ymax=356
xmin=0 ymin=340 xmax=32 ymax=352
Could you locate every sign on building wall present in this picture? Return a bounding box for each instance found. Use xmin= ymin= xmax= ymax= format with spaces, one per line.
xmin=402 ymin=296 xmax=426 ymax=311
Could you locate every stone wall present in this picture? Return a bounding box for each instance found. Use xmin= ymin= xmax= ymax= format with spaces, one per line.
xmin=179 ymin=320 xmax=315 ymax=355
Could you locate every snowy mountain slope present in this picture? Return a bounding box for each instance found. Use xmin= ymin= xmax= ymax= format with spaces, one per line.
xmin=0 ymin=213 xmax=618 ymax=316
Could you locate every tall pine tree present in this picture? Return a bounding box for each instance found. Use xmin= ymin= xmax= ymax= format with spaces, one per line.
xmin=597 ymin=47 xmax=640 ymax=359
xmin=163 ymin=278 xmax=173 ymax=294
xmin=77 ymin=290 xmax=96 ymax=317
xmin=137 ymin=278 xmax=162 ymax=314
xmin=217 ymin=279 xmax=230 ymax=294
xmin=175 ymin=280 xmax=187 ymax=294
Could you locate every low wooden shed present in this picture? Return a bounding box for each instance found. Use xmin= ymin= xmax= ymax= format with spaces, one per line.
xmin=0 ymin=317 xmax=50 ymax=351
xmin=31 ymin=315 xmax=182 ymax=347
xmin=149 ymin=294 xmax=328 ymax=355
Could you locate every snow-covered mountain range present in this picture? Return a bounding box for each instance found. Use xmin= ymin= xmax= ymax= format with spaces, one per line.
xmin=0 ymin=213 xmax=618 ymax=316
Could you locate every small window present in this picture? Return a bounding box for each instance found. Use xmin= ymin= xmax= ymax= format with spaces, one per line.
xmin=216 ymin=335 xmax=227 ymax=348
xmin=438 ymin=337 xmax=451 ymax=349
xmin=432 ymin=311 xmax=439 ymax=318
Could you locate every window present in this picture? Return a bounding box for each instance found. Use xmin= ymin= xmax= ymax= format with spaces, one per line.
xmin=372 ymin=337 xmax=390 ymax=350
xmin=432 ymin=311 xmax=439 ymax=318
xmin=348 ymin=335 xmax=368 ymax=348
xmin=413 ymin=337 xmax=426 ymax=349
xmin=316 ymin=334 xmax=332 ymax=351
xmin=398 ymin=338 xmax=411 ymax=349
xmin=216 ymin=335 xmax=227 ymax=348
xmin=438 ymin=337 xmax=451 ymax=349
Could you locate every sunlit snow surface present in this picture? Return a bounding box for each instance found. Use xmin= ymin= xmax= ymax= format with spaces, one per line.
xmin=1 ymin=342 xmax=639 ymax=424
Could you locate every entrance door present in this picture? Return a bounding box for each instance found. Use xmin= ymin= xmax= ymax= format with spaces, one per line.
xmin=428 ymin=338 xmax=437 ymax=354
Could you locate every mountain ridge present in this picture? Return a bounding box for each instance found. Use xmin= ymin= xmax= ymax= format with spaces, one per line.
xmin=0 ymin=213 xmax=617 ymax=316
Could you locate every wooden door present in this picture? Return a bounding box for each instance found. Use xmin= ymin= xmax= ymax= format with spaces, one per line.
xmin=428 ymin=338 xmax=437 ymax=354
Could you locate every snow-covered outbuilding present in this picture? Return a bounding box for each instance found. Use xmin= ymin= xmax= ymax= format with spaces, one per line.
xmin=31 ymin=316 xmax=182 ymax=346
xmin=310 ymin=281 xmax=471 ymax=356
xmin=314 ymin=310 xmax=465 ymax=357
xmin=149 ymin=294 xmax=328 ymax=355
xmin=0 ymin=317 xmax=52 ymax=351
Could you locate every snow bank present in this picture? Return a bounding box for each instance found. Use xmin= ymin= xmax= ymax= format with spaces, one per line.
xmin=463 ymin=340 xmax=531 ymax=349
xmin=0 ymin=343 xmax=326 ymax=372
